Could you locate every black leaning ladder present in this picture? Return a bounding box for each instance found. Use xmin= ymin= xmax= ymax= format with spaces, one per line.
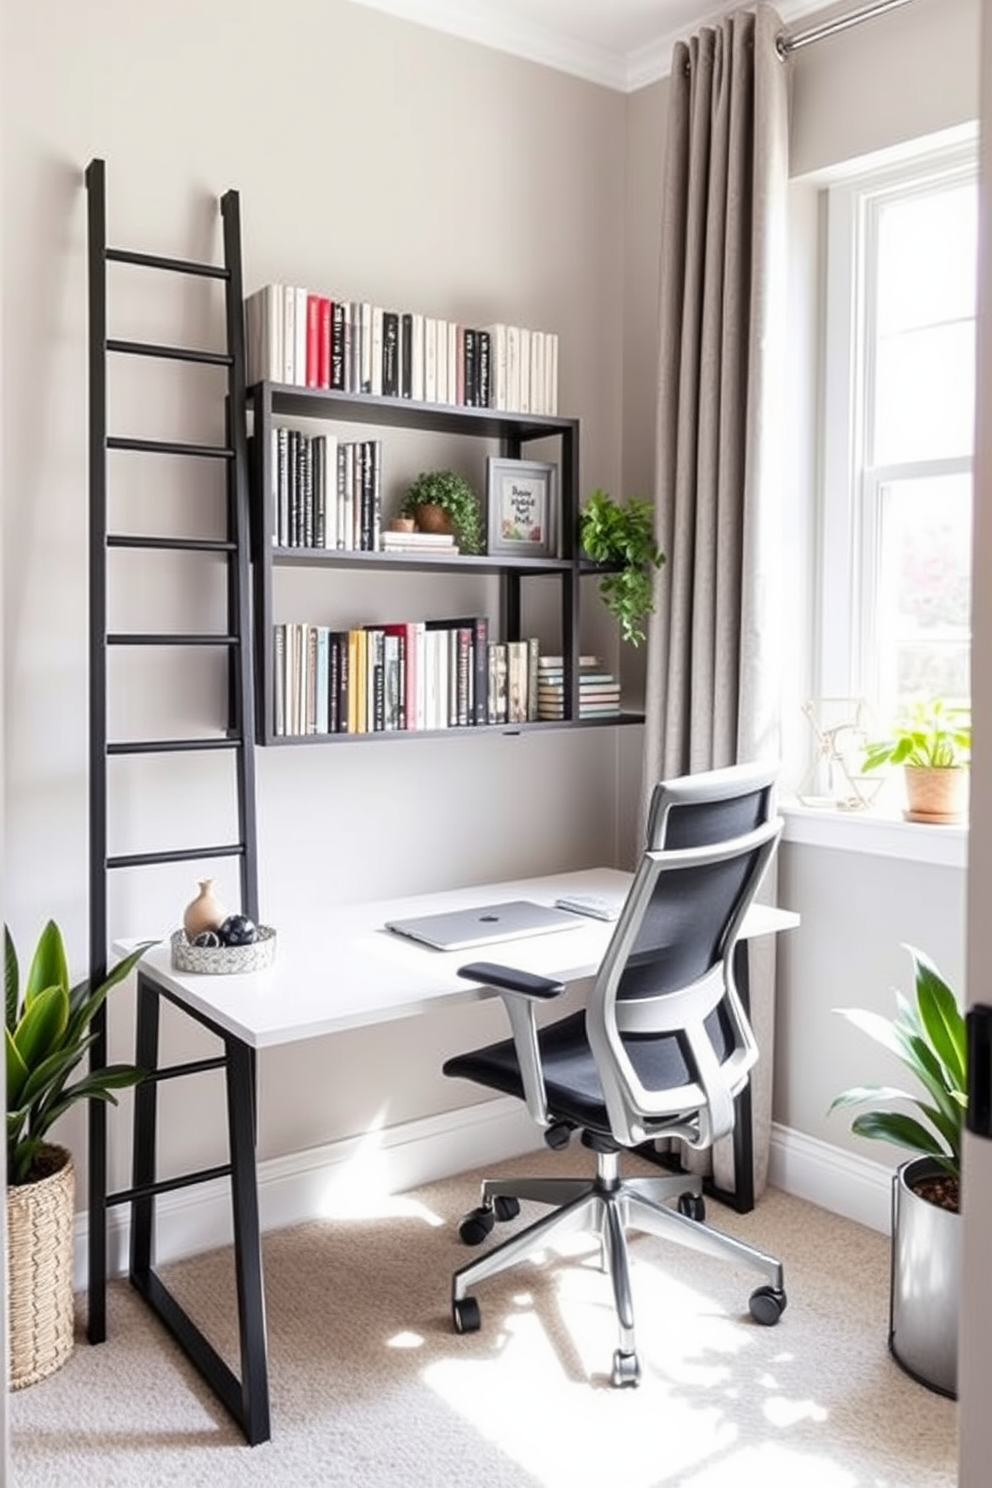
xmin=85 ymin=159 xmax=263 ymax=1431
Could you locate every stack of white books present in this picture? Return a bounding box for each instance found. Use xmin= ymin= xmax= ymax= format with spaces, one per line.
xmin=380 ymin=530 xmax=459 ymax=555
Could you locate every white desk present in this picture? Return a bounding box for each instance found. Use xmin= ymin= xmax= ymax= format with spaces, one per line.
xmin=99 ymin=867 xmax=798 ymax=1444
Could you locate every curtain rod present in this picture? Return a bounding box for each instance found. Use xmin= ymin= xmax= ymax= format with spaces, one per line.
xmin=777 ymin=0 xmax=918 ymax=58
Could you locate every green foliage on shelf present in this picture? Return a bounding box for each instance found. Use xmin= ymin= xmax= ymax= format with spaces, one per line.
xmin=5 ymin=920 xmax=152 ymax=1185
xmin=400 ymin=469 xmax=483 ymax=555
xmin=579 ymin=488 xmax=665 ymax=647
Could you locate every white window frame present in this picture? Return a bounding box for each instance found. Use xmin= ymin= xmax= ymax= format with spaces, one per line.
xmin=818 ymin=140 xmax=977 ymax=713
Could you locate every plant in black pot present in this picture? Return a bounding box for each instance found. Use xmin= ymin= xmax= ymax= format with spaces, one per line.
xmin=830 ymin=943 xmax=964 ymax=1397
xmin=578 ymin=488 xmax=665 ymax=646
xmin=400 ymin=469 xmax=483 ymax=555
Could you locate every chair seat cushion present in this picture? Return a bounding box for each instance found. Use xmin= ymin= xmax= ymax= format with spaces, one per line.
xmin=443 ymin=1007 xmax=732 ymax=1137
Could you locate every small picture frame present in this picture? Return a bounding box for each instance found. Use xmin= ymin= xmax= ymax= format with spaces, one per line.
xmin=486 ymin=458 xmax=557 ymax=558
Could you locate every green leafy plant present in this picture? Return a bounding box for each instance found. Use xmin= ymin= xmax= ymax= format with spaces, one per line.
xmin=862 ymin=698 xmax=971 ymax=772
xmin=5 ymin=920 xmax=152 ymax=1185
xmin=578 ymin=488 xmax=665 ymax=647
xmin=400 ymin=469 xmax=483 ymax=555
xmin=830 ymin=944 xmax=965 ymax=1204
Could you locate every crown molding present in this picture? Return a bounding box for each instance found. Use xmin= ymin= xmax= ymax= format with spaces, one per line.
xmin=343 ymin=0 xmax=879 ymax=94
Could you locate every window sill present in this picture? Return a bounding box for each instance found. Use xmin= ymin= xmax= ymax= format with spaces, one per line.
xmin=780 ymin=798 xmax=967 ymax=869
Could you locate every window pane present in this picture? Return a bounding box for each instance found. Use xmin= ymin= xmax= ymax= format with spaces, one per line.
xmin=875 ymin=474 xmax=971 ymax=711
xmin=876 ymin=185 xmax=977 ymax=334
xmin=873 ymin=321 xmax=976 ymax=463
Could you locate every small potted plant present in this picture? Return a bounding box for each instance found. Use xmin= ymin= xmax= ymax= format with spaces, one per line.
xmin=400 ymin=469 xmax=483 ymax=555
xmin=578 ymin=488 xmax=665 ymax=647
xmin=830 ymin=944 xmax=964 ymax=1396
xmin=5 ymin=920 xmax=151 ymax=1387
xmin=862 ymin=697 xmax=970 ymax=822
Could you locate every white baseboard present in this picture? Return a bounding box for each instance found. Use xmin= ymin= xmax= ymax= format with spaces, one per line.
xmin=73 ymin=1109 xmax=894 ymax=1290
xmin=74 ymin=1097 xmax=542 ymax=1291
xmin=769 ymin=1122 xmax=893 ymax=1235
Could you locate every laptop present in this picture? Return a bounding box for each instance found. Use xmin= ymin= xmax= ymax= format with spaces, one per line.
xmin=384 ymin=898 xmax=580 ymax=952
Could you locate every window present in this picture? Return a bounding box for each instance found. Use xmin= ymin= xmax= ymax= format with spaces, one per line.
xmin=819 ymin=143 xmax=977 ymax=731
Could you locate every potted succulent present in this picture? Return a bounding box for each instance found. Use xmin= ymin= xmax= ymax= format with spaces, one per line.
xmin=578 ymin=488 xmax=665 ymax=647
xmin=830 ymin=944 xmax=964 ymax=1397
xmin=862 ymin=697 xmax=970 ymax=823
xmin=400 ymin=469 xmax=483 ymax=554
xmin=5 ymin=920 xmax=151 ymax=1387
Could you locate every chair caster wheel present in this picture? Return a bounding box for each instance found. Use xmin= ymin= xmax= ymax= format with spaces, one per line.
xmin=611 ymin=1349 xmax=641 ymax=1387
xmin=453 ymin=1296 xmax=481 ymax=1333
xmin=749 ymin=1285 xmax=787 ymax=1325
xmin=493 ymin=1195 xmax=520 ymax=1222
xmin=677 ymin=1191 xmax=706 ymax=1222
xmin=458 ymin=1207 xmax=495 ymax=1246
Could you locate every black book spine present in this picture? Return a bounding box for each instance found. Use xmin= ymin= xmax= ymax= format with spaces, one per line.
xmin=360 ymin=441 xmax=374 ymax=551
xmin=288 ymin=429 xmax=300 ymax=547
xmin=464 ymin=328 xmax=477 ymax=407
xmin=477 ymin=330 xmax=491 ymax=409
xmin=331 ymin=302 xmax=345 ymax=390
xmin=471 ymin=616 xmax=488 ymax=725
xmin=336 ymin=630 xmax=350 ymax=733
xmin=313 ymin=437 xmax=325 ymax=549
xmin=382 ymin=311 xmax=400 ymax=397
xmin=302 ymin=434 xmax=314 ymax=548
xmin=401 ymin=313 xmax=413 ymax=398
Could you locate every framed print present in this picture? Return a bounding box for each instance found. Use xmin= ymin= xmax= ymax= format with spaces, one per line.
xmin=486 ymin=458 xmax=557 ymax=558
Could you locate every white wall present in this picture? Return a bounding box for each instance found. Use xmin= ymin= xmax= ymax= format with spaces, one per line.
xmin=1 ymin=0 xmax=632 ymax=1213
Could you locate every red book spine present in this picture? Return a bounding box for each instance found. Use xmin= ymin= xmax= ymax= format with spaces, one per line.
xmin=305 ymin=294 xmax=320 ymax=388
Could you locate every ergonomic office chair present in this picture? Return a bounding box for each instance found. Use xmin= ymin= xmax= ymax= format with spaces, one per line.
xmin=444 ymin=761 xmax=786 ymax=1387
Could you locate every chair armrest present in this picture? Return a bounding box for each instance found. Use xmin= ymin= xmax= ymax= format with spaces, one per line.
xmin=457 ymin=962 xmax=566 ymax=999
xmin=456 ymin=962 xmax=566 ymax=1128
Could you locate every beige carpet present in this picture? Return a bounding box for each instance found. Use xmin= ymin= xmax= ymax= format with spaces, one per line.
xmin=11 ymin=1150 xmax=957 ymax=1487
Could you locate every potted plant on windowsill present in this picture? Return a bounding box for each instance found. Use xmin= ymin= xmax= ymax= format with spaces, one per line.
xmin=830 ymin=944 xmax=964 ymax=1397
xmin=5 ymin=920 xmax=151 ymax=1388
xmin=399 ymin=469 xmax=483 ymax=555
xmin=862 ymin=697 xmax=970 ymax=823
xmin=578 ymin=488 xmax=665 ymax=647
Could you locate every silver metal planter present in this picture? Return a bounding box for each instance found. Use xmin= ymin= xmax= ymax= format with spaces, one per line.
xmin=889 ymin=1156 xmax=960 ymax=1398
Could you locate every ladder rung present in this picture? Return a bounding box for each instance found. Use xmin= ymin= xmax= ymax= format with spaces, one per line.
xmin=106 ymin=337 xmax=233 ymax=367
xmin=106 ymin=246 xmax=229 ymax=281
xmin=107 ymin=436 xmax=233 ymax=459
xmin=108 ymin=535 xmax=237 ymax=553
xmin=108 ymin=737 xmax=244 ymax=756
xmin=107 ymin=844 xmax=246 ymax=871
xmin=106 ymin=1163 xmax=233 ymax=1208
xmin=107 ymin=633 xmax=240 ymax=647
xmin=140 ymin=1056 xmax=229 ymax=1084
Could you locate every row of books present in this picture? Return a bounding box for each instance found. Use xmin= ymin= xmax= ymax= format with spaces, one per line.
xmin=536 ymin=657 xmax=622 ymax=721
xmin=245 ymin=283 xmax=559 ymax=416
xmin=269 ymin=429 xmax=382 ymax=552
xmin=273 ymin=620 xmax=564 ymax=736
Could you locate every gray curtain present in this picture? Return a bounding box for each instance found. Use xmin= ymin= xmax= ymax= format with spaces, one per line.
xmin=641 ymin=4 xmax=789 ymax=1196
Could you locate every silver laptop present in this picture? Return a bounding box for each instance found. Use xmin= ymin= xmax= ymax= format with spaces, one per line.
xmin=384 ymin=898 xmax=579 ymax=952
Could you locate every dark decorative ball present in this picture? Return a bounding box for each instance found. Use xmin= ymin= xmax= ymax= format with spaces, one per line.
xmin=218 ymin=914 xmax=257 ymax=947
xmin=192 ymin=930 xmax=221 ymax=948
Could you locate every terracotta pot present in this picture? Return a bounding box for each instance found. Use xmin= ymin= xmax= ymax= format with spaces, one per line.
xmin=902 ymin=766 xmax=968 ymax=824
xmin=413 ymin=502 xmax=452 ymax=535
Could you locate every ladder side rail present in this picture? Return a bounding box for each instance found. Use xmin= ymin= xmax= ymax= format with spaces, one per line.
xmin=84 ymin=156 xmax=111 ymax=1345
xmin=221 ymin=189 xmax=260 ymax=925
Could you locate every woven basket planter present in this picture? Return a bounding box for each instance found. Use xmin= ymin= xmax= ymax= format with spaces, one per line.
xmin=7 ymin=1143 xmax=75 ymax=1389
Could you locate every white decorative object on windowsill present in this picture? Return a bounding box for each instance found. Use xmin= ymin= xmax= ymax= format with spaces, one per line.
xmin=797 ymin=697 xmax=884 ymax=811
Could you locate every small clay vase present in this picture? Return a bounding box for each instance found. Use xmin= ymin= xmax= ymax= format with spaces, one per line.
xmin=183 ymin=878 xmax=228 ymax=938
xmin=413 ymin=502 xmax=452 ymax=535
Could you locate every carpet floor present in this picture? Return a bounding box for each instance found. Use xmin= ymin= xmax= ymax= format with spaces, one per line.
xmin=10 ymin=1149 xmax=957 ymax=1487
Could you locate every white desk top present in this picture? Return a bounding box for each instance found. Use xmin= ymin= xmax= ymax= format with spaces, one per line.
xmin=119 ymin=867 xmax=799 ymax=1051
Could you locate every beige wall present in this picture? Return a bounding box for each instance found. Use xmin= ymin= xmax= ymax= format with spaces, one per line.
xmin=1 ymin=0 xmax=630 ymax=1204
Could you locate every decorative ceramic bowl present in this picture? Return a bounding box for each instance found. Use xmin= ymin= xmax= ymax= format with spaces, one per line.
xmin=170 ymin=925 xmax=277 ymax=975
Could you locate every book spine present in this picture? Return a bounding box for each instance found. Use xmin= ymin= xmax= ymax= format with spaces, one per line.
xmin=331 ymin=301 xmax=345 ymax=390
xmin=383 ymin=311 xmax=400 ymax=397
xmin=273 ymin=624 xmax=286 ymax=735
xmin=400 ymin=312 xmax=413 ymax=399
xmin=305 ymin=294 xmax=320 ymax=388
xmin=317 ymin=296 xmax=332 ymax=389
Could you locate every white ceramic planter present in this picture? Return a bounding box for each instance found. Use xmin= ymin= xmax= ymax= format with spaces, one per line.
xmin=889 ymin=1156 xmax=960 ymax=1398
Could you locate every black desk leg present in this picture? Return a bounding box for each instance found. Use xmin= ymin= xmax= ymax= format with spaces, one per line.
xmin=131 ymin=971 xmax=161 ymax=1278
xmin=226 ymin=1036 xmax=271 ymax=1444
xmin=638 ymin=940 xmax=756 ymax=1214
